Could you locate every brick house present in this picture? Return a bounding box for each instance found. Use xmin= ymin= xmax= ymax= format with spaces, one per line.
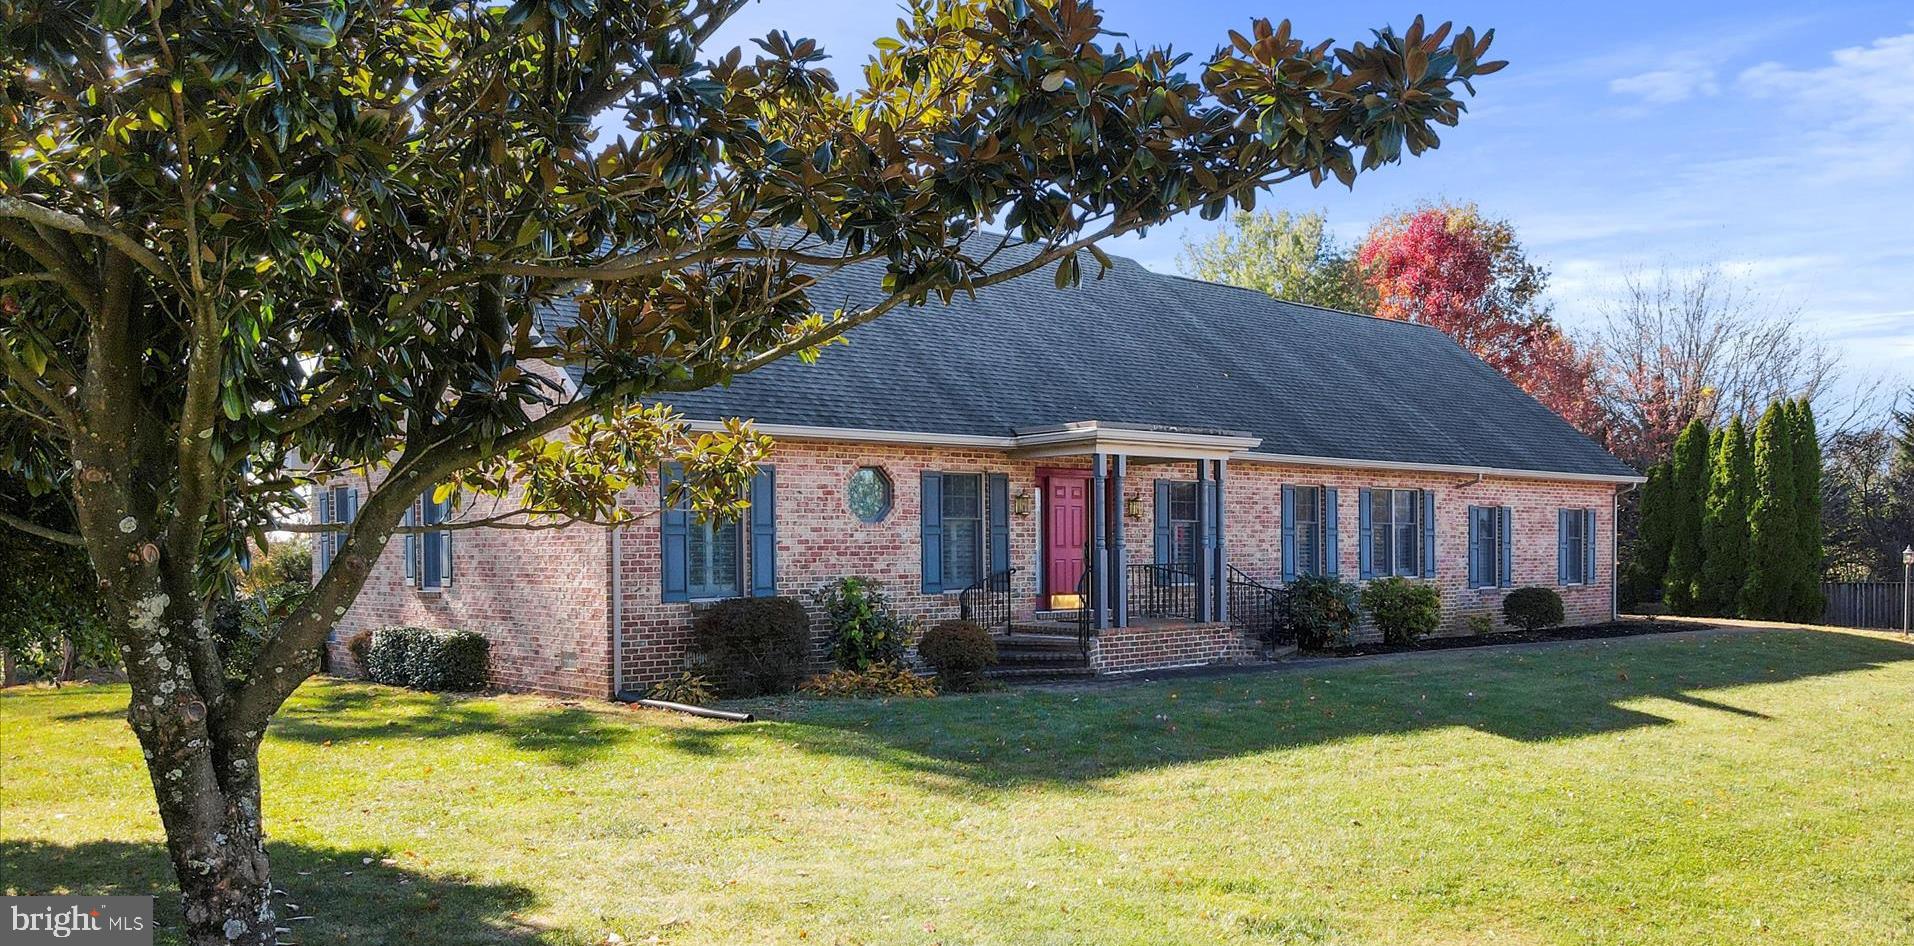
xmin=318 ymin=239 xmax=1642 ymax=699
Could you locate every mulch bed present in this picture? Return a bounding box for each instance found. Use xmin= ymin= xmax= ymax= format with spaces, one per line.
xmin=1310 ymin=620 xmax=1699 ymax=659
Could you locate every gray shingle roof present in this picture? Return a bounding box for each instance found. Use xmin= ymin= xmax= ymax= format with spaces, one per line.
xmin=541 ymin=236 xmax=1637 ymax=480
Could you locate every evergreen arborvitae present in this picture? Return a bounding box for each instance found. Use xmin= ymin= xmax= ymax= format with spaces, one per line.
xmin=1788 ymin=399 xmax=1824 ymax=621
xmin=1698 ymin=416 xmax=1752 ymax=616
xmin=1621 ymin=461 xmax=1673 ymax=606
xmin=1742 ymin=400 xmax=1797 ymax=619
xmin=1662 ymin=417 xmax=1712 ymax=615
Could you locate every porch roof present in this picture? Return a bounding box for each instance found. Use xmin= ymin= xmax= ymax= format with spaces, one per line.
xmin=1009 ymin=421 xmax=1260 ymax=461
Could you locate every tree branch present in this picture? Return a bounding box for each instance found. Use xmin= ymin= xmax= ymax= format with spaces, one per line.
xmin=0 ymin=197 xmax=178 ymax=289
xmin=0 ymin=509 xmax=86 ymax=547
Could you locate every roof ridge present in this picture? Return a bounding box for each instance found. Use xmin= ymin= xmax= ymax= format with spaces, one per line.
xmin=1161 ymin=272 xmax=1451 ymax=331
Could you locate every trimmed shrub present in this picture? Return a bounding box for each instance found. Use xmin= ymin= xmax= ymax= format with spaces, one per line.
xmin=690 ymin=596 xmax=810 ymax=697
xmin=365 ymin=626 xmax=421 ymax=685
xmin=1361 ymin=577 xmax=1442 ymax=645
xmin=647 ymin=671 xmax=716 ymax=706
xmin=801 ymin=663 xmax=939 ymax=699
xmin=365 ymin=626 xmax=489 ymax=691
xmin=1277 ymin=575 xmax=1361 ymax=651
xmin=814 ymin=577 xmax=910 ymax=670
xmin=916 ymin=620 xmax=998 ymax=691
xmin=1465 ymin=612 xmax=1494 ymax=636
xmin=1503 ymin=587 xmax=1566 ymax=632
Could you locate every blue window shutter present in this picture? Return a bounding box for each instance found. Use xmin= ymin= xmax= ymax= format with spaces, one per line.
xmin=1467 ymin=506 xmax=1482 ymax=588
xmin=1557 ymin=509 xmax=1571 ymax=584
xmin=987 ymin=473 xmax=1010 ymax=577
xmin=1324 ymin=488 xmax=1340 ymax=577
xmin=1280 ymin=485 xmax=1297 ymax=583
xmin=660 ymin=465 xmax=689 ymax=602
xmin=403 ymin=502 xmax=417 ymax=584
xmin=1498 ymin=506 xmax=1514 ymax=588
xmin=316 ymin=487 xmax=333 ymax=574
xmin=1583 ymin=508 xmax=1597 ymax=584
xmin=1421 ymin=490 xmax=1437 ymax=578
xmin=920 ymin=472 xmax=944 ymax=594
xmin=1357 ymin=488 xmax=1373 ymax=580
xmin=1153 ymin=480 xmax=1171 ymax=566
xmin=748 ymin=467 xmax=778 ymax=597
xmin=434 ymin=494 xmax=451 ymax=587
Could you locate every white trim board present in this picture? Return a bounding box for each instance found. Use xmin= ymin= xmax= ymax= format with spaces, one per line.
xmin=679 ymin=419 xmax=1646 ymax=485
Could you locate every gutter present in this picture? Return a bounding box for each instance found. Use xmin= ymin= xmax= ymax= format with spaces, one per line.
xmin=680 ymin=419 xmax=1648 ymax=486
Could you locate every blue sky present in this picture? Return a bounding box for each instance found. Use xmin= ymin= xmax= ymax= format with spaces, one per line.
xmin=703 ymin=1 xmax=1914 ymax=404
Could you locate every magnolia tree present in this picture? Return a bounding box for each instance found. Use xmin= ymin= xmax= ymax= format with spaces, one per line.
xmin=0 ymin=1 xmax=1503 ymax=941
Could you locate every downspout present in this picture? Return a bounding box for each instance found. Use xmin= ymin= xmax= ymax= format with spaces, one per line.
xmin=1612 ymin=481 xmax=1637 ymax=622
xmin=610 ymin=525 xmax=624 ymax=696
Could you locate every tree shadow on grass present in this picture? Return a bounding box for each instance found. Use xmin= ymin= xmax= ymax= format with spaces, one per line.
xmin=1 ymin=837 xmax=549 ymax=946
xmin=705 ymin=629 xmax=1914 ymax=790
xmin=270 ymin=682 xmax=633 ymax=768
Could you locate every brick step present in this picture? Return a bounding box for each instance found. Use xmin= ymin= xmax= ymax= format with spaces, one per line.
xmin=993 ymin=632 xmax=1083 ymax=652
xmin=985 ymin=664 xmax=1095 ymax=681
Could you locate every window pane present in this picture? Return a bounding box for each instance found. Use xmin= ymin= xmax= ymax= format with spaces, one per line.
xmin=1172 ymin=522 xmax=1198 ymax=575
xmin=687 ymin=525 xmax=709 ymax=589
xmin=1169 ymin=482 xmax=1198 ymax=522
xmin=1473 ymin=508 xmax=1494 ymax=586
xmin=711 ymin=520 xmax=740 ymax=593
xmin=943 ymin=474 xmax=981 ymax=520
xmin=1294 ymin=487 xmax=1320 ymax=577
xmin=944 ymin=519 xmax=979 ymax=587
xmin=1396 ymin=523 xmax=1417 ymax=576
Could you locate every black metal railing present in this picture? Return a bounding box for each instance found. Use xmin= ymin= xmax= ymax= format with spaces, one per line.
xmin=959 ymin=567 xmax=1017 ymax=633
xmin=1074 ymin=565 xmax=1095 ymax=650
xmin=1228 ymin=565 xmax=1289 ymax=646
xmin=1127 ymin=562 xmax=1198 ymax=622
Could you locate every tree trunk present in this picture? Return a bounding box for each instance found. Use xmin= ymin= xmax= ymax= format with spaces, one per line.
xmin=140 ymin=727 xmax=276 ymax=946
xmin=117 ymin=588 xmax=279 ymax=946
xmin=2 ymin=646 xmax=14 ymax=687
xmin=58 ymin=631 xmax=77 ymax=681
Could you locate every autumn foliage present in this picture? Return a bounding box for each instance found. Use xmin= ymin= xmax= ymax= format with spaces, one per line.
xmin=1356 ymin=204 xmax=1606 ymax=440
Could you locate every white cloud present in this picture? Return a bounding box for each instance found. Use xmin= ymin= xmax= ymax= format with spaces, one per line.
xmin=1609 ymin=66 xmax=1719 ymax=104
xmin=1734 ymin=31 xmax=1914 ymax=181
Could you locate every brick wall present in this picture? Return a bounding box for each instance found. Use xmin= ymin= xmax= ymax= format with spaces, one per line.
xmin=612 ymin=438 xmax=1622 ymax=687
xmin=322 ymin=477 xmax=614 ymax=700
xmin=1092 ymin=622 xmax=1261 ymax=674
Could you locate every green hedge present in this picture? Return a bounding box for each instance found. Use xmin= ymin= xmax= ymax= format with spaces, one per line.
xmin=1502 ymin=587 xmax=1565 ymax=632
xmin=366 ymin=626 xmax=489 ymax=691
xmin=690 ymin=597 xmax=810 ymax=697
xmin=1360 ymin=577 xmax=1442 ymax=645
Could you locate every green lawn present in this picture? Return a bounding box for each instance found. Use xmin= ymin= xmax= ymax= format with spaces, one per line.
xmin=4 ymin=628 xmax=1911 ymax=946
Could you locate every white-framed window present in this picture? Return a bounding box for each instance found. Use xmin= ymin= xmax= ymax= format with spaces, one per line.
xmin=1369 ymin=488 xmax=1422 ymax=577
xmin=1293 ymin=485 xmax=1325 ymax=577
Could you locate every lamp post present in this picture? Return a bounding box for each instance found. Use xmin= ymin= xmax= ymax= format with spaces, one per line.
xmin=1903 ymin=545 xmax=1913 ymax=638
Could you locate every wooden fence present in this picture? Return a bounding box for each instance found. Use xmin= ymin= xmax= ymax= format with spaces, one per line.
xmin=1821 ymin=581 xmax=1908 ymax=631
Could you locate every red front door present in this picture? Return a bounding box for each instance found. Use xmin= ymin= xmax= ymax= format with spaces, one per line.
xmin=1044 ymin=474 xmax=1089 ymax=609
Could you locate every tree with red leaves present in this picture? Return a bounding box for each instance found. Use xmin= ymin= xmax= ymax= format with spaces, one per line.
xmin=1355 ymin=203 xmax=1607 ymax=440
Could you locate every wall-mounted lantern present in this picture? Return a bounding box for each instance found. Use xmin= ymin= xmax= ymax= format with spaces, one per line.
xmin=1012 ymin=490 xmax=1034 ymax=518
xmin=1124 ymin=492 xmax=1144 ymax=520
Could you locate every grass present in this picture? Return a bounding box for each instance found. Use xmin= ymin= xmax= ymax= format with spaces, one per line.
xmin=4 ymin=626 xmax=1911 ymax=946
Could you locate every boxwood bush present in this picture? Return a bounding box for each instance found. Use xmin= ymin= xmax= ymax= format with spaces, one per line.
xmin=690 ymin=596 xmax=810 ymax=697
xmin=1277 ymin=575 xmax=1362 ymax=651
xmin=366 ymin=626 xmax=489 ymax=691
xmin=1360 ymin=577 xmax=1443 ymax=645
xmin=1503 ymin=587 xmax=1566 ymax=632
xmin=916 ymin=620 xmax=998 ymax=691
